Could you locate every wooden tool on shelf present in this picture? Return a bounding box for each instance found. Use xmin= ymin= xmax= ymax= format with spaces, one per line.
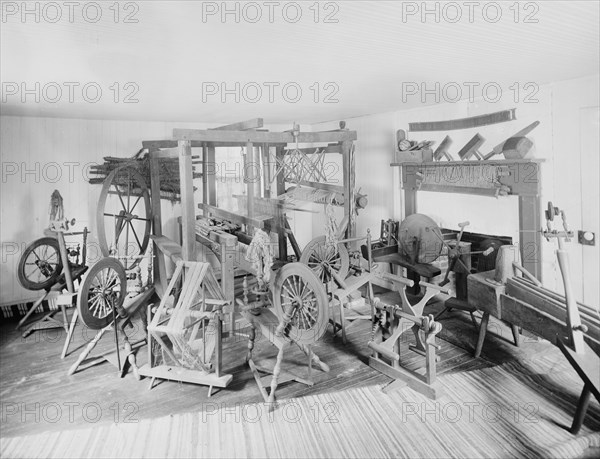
xmin=409 ymin=109 xmax=517 ymax=132
xmin=433 ymin=135 xmax=454 ymax=161
xmin=458 ymin=134 xmax=485 ymax=160
xmin=483 ymin=121 xmax=540 ymax=160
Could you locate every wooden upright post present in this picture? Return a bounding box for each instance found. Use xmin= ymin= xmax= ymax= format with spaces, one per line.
xmin=149 ymin=151 xmax=167 ymax=292
xmin=275 ymin=145 xmax=288 ymax=261
xmin=262 ymin=144 xmax=271 ymax=199
xmin=206 ymin=144 xmax=217 ymax=206
xmin=519 ymin=195 xmax=542 ymax=281
xmin=202 ymin=144 xmax=208 ymax=205
xmin=178 ymin=140 xmax=196 ymax=261
xmin=246 ymin=141 xmax=255 ymax=233
xmin=341 ymin=140 xmax=356 ymax=240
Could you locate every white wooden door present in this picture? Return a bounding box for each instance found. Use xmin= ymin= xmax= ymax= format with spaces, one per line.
xmin=579 ymin=106 xmax=599 ymax=307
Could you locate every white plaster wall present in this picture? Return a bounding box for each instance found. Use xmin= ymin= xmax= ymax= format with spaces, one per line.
xmin=311 ymin=75 xmax=599 ymax=304
xmin=0 ymin=117 xmax=288 ymax=305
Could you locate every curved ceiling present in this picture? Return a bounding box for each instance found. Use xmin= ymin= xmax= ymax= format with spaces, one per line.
xmin=1 ymin=1 xmax=599 ymax=124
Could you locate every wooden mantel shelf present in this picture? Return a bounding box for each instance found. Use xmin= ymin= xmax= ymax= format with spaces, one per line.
xmin=391 ymin=158 xmax=544 ymax=167
xmin=392 ymin=158 xmax=544 ymax=281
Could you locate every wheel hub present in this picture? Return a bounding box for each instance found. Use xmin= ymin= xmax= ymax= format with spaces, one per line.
xmin=35 ymin=260 xmax=54 ymax=277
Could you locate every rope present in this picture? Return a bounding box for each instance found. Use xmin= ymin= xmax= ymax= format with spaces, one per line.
xmin=48 ymin=190 xmax=64 ymax=223
xmin=324 ymin=202 xmax=339 ymax=247
xmin=245 ymin=228 xmax=273 ymax=288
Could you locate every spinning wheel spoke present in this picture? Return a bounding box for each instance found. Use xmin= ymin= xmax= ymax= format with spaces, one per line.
xmin=129 ymin=194 xmax=142 ymax=214
xmin=112 ymin=183 xmax=128 ymax=214
xmin=281 ymin=283 xmax=296 ymax=300
xmin=128 ymin=221 xmax=143 ymax=255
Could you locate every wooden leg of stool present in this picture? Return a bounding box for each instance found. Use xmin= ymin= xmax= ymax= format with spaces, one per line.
xmin=17 ymin=292 xmax=48 ymax=330
xmin=469 ymin=311 xmax=478 ymax=328
xmin=339 ymin=296 xmax=347 ymax=344
xmin=68 ymin=327 xmax=107 ymax=375
xmin=511 ymin=324 xmax=520 ymax=347
xmin=570 ymin=384 xmax=592 ymax=434
xmin=61 ymin=309 xmax=79 ymax=359
xmin=60 ymin=305 xmax=68 ymax=331
xmin=475 ymin=312 xmax=490 ymax=358
xmin=298 ymin=343 xmax=330 ymax=373
xmin=268 ymin=343 xmax=287 ymax=407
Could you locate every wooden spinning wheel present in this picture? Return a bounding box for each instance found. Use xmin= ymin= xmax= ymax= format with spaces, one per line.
xmin=271 ymin=262 xmax=329 ymax=346
xmin=77 ymin=257 xmax=127 ymax=330
xmin=398 ymin=213 xmax=443 ymax=264
xmin=97 ymin=166 xmax=152 ymax=269
xmin=300 ymin=236 xmax=350 ymax=284
xmin=17 ymin=237 xmax=63 ymax=290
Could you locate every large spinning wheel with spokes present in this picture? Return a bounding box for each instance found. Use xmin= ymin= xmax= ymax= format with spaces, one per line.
xmin=97 ymin=166 xmax=151 ymax=269
xmin=299 ymin=236 xmax=350 ymax=285
xmin=271 ymin=262 xmax=329 ymax=346
xmin=77 ymin=257 xmax=127 ymax=330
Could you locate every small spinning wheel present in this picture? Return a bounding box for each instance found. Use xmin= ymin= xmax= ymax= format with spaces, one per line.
xmin=97 ymin=166 xmax=152 ymax=269
xmin=77 ymin=257 xmax=127 ymax=330
xmin=17 ymin=237 xmax=63 ymax=290
xmin=398 ymin=213 xmax=443 ymax=264
xmin=300 ymin=236 xmax=350 ymax=284
xmin=271 ymin=262 xmax=329 ymax=346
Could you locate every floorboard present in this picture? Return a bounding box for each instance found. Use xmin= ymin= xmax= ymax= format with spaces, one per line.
xmin=0 ymin=274 xmax=596 ymax=459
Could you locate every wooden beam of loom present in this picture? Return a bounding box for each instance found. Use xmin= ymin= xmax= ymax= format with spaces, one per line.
xmin=409 ymin=109 xmax=517 ymax=132
xmin=283 ymin=144 xmax=342 ymax=155
xmin=198 ymin=203 xmax=274 ymax=230
xmin=173 ymin=128 xmax=357 ymax=144
xmin=211 ymin=118 xmax=264 ymax=131
xmin=280 ymin=186 xmax=344 ymax=206
xmin=295 ymin=180 xmax=345 ymax=194
xmin=232 ymin=195 xmax=318 ymax=214
xmin=143 ymin=140 xmax=206 ymax=151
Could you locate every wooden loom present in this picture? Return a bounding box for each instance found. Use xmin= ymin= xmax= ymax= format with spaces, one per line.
xmin=143 ymin=118 xmax=361 ymax=331
xmin=141 ymin=261 xmax=232 ymax=395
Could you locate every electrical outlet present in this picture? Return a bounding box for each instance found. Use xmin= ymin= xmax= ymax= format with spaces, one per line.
xmin=578 ymin=230 xmax=596 ymax=246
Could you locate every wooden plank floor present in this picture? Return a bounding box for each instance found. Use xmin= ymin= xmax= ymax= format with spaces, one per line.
xmin=0 ymin=278 xmax=588 ymax=444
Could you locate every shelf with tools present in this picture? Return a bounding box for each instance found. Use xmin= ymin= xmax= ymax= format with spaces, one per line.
xmin=392 ymin=158 xmax=543 ymax=281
